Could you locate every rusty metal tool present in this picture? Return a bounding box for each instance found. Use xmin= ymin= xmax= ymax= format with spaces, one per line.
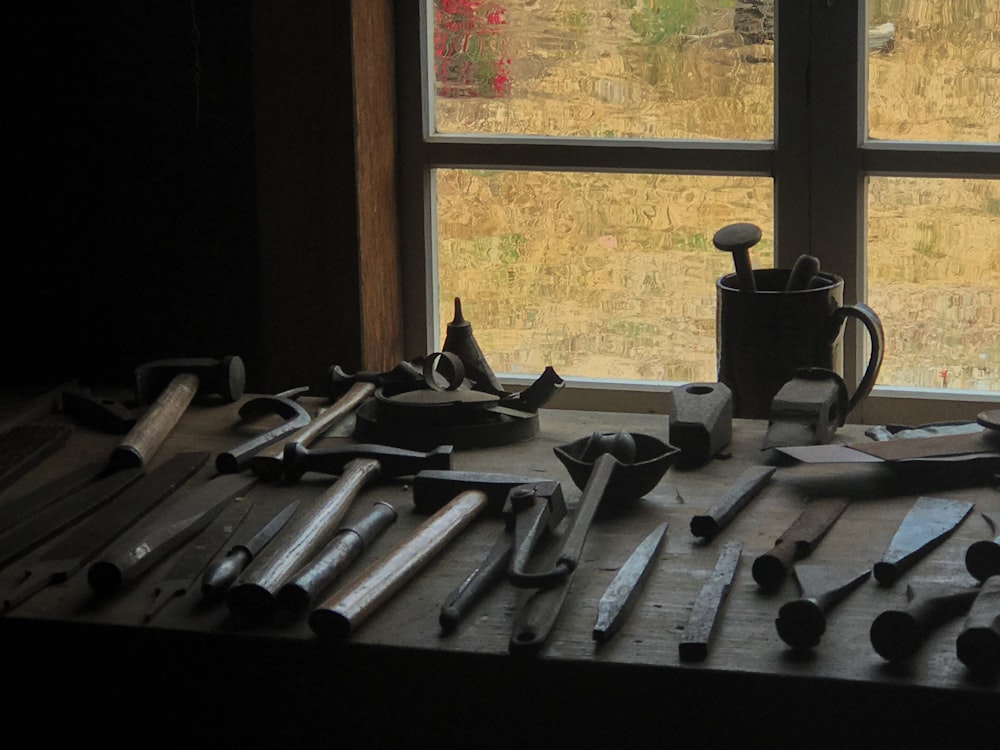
xmin=1 ymin=452 xmax=208 ymax=612
xmin=713 ymin=222 xmax=760 ymax=292
xmin=761 ymin=368 xmax=849 ymax=449
xmin=112 ymin=356 xmax=246 ymax=470
xmin=751 ymin=496 xmax=850 ymax=592
xmin=277 ymin=501 xmax=397 ymax=612
xmin=509 ymin=432 xmax=677 ymax=654
xmin=774 ymin=563 xmax=871 ymax=651
xmin=87 ymin=472 xmax=258 ymax=596
xmin=215 ymin=388 xmax=310 ymax=474
xmin=679 ymin=540 xmax=743 ymax=662
xmin=200 ymin=499 xmax=301 ymax=599
xmin=329 ymin=361 xmax=423 ymax=391
xmin=592 ymin=521 xmax=668 ymax=643
xmin=143 ymin=494 xmax=254 ymax=623
xmin=228 ymin=443 xmax=452 ymax=620
xmin=689 ymin=465 xmax=776 ymax=541
xmin=956 ymin=575 xmax=1000 ymax=677
xmin=409 ymin=471 xmax=565 ymax=633
xmin=873 ymin=496 xmax=975 ymax=586
xmin=251 ymin=381 xmax=375 ymax=481
xmin=965 ymin=512 xmax=1000 ymax=583
xmin=667 ymin=382 xmax=732 ymax=468
xmin=870 ymin=582 xmax=980 ymax=662
xmin=310 ymin=489 xmax=490 ymax=641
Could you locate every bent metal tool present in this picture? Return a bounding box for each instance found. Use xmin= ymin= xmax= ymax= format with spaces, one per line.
xmin=592 ymin=521 xmax=668 ymax=643
xmin=751 ymin=496 xmax=850 ymax=592
xmin=678 ymin=540 xmax=743 ymax=662
xmin=774 ymin=563 xmax=871 ymax=651
xmin=1 ymin=452 xmax=209 ymax=612
xmin=873 ymin=496 xmax=974 ymax=586
xmin=215 ymin=388 xmax=310 ymax=474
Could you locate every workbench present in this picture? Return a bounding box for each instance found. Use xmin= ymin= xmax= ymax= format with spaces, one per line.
xmin=1 ymin=394 xmax=996 ymax=749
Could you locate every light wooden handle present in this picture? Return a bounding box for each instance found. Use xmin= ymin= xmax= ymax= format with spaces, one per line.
xmin=310 ymin=490 xmax=488 ymax=641
xmin=110 ymin=373 xmax=199 ymax=469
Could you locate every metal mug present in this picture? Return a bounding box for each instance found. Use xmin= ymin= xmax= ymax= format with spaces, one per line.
xmin=716 ymin=269 xmax=884 ymax=419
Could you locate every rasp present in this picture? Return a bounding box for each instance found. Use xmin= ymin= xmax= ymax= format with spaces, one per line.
xmin=774 ymin=563 xmax=871 ymax=651
xmin=200 ymin=498 xmax=301 ymax=599
xmin=87 ymin=472 xmax=259 ymax=597
xmin=0 ymin=460 xmax=106 ymax=537
xmin=0 ymin=465 xmax=143 ymax=570
xmin=1 ymin=452 xmax=208 ymax=612
xmin=873 ymin=496 xmax=974 ymax=585
xmin=689 ymin=465 xmax=775 ymax=540
xmin=144 ymin=494 xmax=254 ymax=623
xmin=0 ymin=423 xmax=73 ymax=494
xmin=678 ymin=540 xmax=743 ymax=662
xmin=751 ymin=496 xmax=850 ymax=591
xmin=592 ymin=521 xmax=668 ymax=643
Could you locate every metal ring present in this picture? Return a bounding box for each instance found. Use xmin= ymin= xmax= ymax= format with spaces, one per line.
xmin=422 ymin=351 xmax=466 ymax=391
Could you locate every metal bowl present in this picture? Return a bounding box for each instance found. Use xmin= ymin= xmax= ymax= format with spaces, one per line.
xmin=553 ymin=432 xmax=679 ymax=503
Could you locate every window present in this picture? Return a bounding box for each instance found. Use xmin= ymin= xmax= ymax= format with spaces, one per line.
xmin=397 ymin=0 xmax=1000 ymax=423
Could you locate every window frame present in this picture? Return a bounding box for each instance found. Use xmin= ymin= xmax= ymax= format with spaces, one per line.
xmin=396 ymin=0 xmax=1000 ymax=423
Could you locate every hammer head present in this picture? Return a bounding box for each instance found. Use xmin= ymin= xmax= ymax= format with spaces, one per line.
xmin=134 ymin=356 xmax=246 ymax=403
xmin=412 ymin=469 xmax=563 ymax=515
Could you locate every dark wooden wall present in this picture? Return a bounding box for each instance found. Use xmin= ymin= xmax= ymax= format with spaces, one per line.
xmin=5 ymin=1 xmax=402 ymax=396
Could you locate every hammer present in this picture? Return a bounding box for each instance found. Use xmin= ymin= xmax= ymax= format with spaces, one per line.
xmin=226 ymin=442 xmax=452 ymax=620
xmin=110 ymin=356 xmax=245 ymax=470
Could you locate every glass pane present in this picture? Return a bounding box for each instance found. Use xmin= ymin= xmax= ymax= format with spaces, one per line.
xmin=867 ymin=0 xmax=1000 ymax=143
xmin=431 ymin=0 xmax=774 ymax=140
xmin=435 ymin=169 xmax=773 ymax=382
xmin=867 ymin=177 xmax=1000 ymax=391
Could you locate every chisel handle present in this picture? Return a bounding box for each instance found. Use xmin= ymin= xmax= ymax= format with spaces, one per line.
xmin=310 ymin=490 xmax=488 ymax=641
xmin=956 ymin=575 xmax=1000 ymax=676
xmin=111 ymin=373 xmax=198 ymax=470
xmin=751 ymin=538 xmax=800 ymax=591
xmin=870 ymin=586 xmax=980 ymax=661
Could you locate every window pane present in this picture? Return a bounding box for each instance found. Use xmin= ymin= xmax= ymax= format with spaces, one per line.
xmin=432 ymin=0 xmax=774 ymax=140
xmin=867 ymin=177 xmax=1000 ymax=391
xmin=435 ymin=169 xmax=773 ymax=382
xmin=867 ymin=1 xmax=1000 ymax=143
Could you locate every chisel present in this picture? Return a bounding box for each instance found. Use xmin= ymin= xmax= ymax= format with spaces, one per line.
xmin=678 ymin=540 xmax=743 ymax=662
xmin=592 ymin=522 xmax=668 ymax=643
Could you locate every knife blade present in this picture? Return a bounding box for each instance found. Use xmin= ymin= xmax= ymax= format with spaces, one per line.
xmin=1 ymin=451 xmax=209 ymax=612
xmin=200 ymin=499 xmax=301 ymax=599
xmin=87 ymin=472 xmax=258 ymax=597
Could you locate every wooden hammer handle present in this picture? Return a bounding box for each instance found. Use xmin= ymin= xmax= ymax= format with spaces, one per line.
xmin=110 ymin=373 xmax=199 ymax=469
xmin=310 ymin=489 xmax=488 ymax=641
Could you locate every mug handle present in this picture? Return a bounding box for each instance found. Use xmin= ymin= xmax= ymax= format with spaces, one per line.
xmin=823 ymin=303 xmax=885 ymax=414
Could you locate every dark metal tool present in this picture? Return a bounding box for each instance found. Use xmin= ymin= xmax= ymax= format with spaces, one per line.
xmin=251 ymin=381 xmax=376 ymax=480
xmin=965 ymin=512 xmax=1000 ymax=583
xmin=310 ymin=490 xmax=490 ymax=642
xmin=751 ymin=496 xmax=850 ymax=591
xmin=112 ymin=356 xmax=246 ymax=470
xmin=1 ymin=452 xmax=208 ymax=612
xmin=87 ymin=472 xmax=258 ymax=596
xmin=870 ymin=582 xmax=980 ymax=662
xmin=0 ymin=423 xmax=73 ymax=495
xmin=774 ymin=563 xmax=871 ymax=651
xmin=414 ymin=474 xmax=565 ymax=634
xmin=689 ymin=465 xmax=776 ymax=541
xmin=228 ymin=443 xmax=452 ymax=621
xmin=200 ymin=499 xmax=301 ymax=599
xmin=713 ymin=222 xmax=760 ymax=292
xmin=0 ymin=461 xmax=108 ymax=536
xmin=956 ymin=575 xmax=1000 ymax=677
xmin=61 ymin=384 xmax=136 ymax=434
xmin=0 ymin=381 xmax=73 ymax=436
xmin=215 ymin=388 xmax=310 ymax=474
xmin=143 ymin=494 xmax=254 ymax=623
xmin=592 ymin=521 xmax=668 ymax=643
xmin=509 ymin=432 xmax=677 ymax=654
xmin=783 ymin=254 xmax=821 ymax=293
xmin=441 ymin=296 xmax=506 ymax=395
xmin=761 ymin=368 xmax=849 ymax=449
xmin=667 ymin=382 xmax=732 ymax=468
xmin=873 ymin=496 xmax=974 ymax=586
xmin=277 ymin=501 xmax=398 ymax=612
xmin=679 ymin=540 xmax=743 ymax=662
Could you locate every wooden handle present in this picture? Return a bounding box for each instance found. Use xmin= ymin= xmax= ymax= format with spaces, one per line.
xmin=310 ymin=489 xmax=488 ymax=641
xmin=110 ymin=373 xmax=199 ymax=469
xmin=751 ymin=538 xmax=799 ymax=591
xmin=251 ymin=381 xmax=375 ymax=479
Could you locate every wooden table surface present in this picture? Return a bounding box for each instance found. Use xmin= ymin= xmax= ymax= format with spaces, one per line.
xmin=2 ymin=393 xmax=996 ymax=748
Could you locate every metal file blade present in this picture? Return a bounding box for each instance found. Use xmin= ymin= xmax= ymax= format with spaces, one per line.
xmin=592 ymin=521 xmax=668 ymax=642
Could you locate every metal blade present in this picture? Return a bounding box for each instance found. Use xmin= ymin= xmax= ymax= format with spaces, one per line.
xmin=874 ymin=496 xmax=974 ymax=585
xmin=679 ymin=540 xmax=743 ymax=662
xmin=775 ymin=564 xmax=870 ymax=651
xmin=144 ymin=495 xmax=254 ymax=623
xmin=592 ymin=521 xmax=668 ymax=643
xmin=1 ymin=452 xmax=208 ymax=611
